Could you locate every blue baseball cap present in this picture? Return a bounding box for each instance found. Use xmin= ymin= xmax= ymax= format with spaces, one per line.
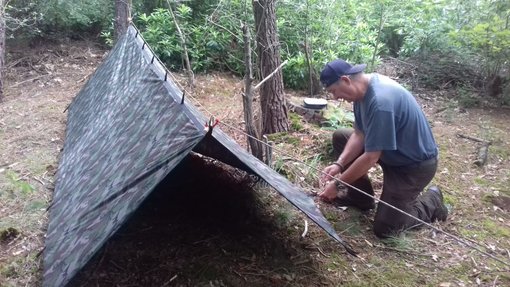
xmin=320 ymin=59 xmax=367 ymax=88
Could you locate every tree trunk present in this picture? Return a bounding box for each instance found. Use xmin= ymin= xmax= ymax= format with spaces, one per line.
xmin=242 ymin=24 xmax=263 ymax=160
xmin=167 ymin=0 xmax=194 ymax=88
xmin=253 ymin=0 xmax=288 ymax=134
xmin=0 ymin=0 xmax=5 ymax=101
xmin=114 ymin=0 xmax=131 ymax=41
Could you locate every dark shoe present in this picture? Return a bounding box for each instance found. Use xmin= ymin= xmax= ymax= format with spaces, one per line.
xmin=428 ymin=186 xmax=448 ymax=221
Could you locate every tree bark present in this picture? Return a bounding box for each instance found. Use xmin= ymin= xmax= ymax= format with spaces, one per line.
xmin=242 ymin=24 xmax=263 ymax=160
xmin=253 ymin=0 xmax=288 ymax=134
xmin=114 ymin=0 xmax=131 ymax=41
xmin=0 ymin=0 xmax=5 ymax=101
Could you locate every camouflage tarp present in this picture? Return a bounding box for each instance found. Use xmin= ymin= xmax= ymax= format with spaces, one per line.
xmin=43 ymin=25 xmax=354 ymax=287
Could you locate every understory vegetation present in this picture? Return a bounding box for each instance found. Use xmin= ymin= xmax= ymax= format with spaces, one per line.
xmin=5 ymin=0 xmax=510 ymax=105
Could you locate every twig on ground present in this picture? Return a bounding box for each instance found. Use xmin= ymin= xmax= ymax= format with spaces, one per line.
xmin=161 ymin=275 xmax=178 ymax=287
xmin=456 ymin=133 xmax=492 ymax=145
xmin=471 ymin=256 xmax=478 ymax=267
xmin=233 ymin=270 xmax=247 ymax=282
xmin=9 ymin=75 xmax=48 ymax=88
xmin=315 ymin=245 xmax=330 ymax=258
xmin=301 ymin=219 xmax=308 ymax=238
xmin=492 ymin=275 xmax=499 ymax=287
xmin=6 ymin=57 xmax=29 ymax=69
xmin=32 ymin=176 xmax=46 ymax=186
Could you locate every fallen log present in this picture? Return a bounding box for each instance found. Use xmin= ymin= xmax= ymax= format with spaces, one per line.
xmin=474 ymin=142 xmax=490 ymax=167
xmin=457 ymin=133 xmax=492 ymax=167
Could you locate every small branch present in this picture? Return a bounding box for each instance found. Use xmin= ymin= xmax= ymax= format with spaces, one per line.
xmin=457 ymin=134 xmax=491 ymax=167
xmin=386 ymin=56 xmax=417 ymax=68
xmin=206 ymin=17 xmax=243 ymax=43
xmin=161 ymin=275 xmax=178 ymax=287
xmin=9 ymin=74 xmax=47 ymax=88
xmin=253 ymin=60 xmax=288 ymax=90
xmin=456 ymin=133 xmax=492 ymax=145
xmin=301 ymin=219 xmax=309 ymax=238
xmin=166 ymin=0 xmax=194 ymax=88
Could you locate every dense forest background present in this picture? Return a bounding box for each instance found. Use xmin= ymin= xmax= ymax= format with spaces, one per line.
xmin=4 ymin=0 xmax=510 ymax=104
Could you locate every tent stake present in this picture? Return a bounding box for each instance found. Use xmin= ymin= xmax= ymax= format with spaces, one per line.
xmin=263 ymin=135 xmax=273 ymax=168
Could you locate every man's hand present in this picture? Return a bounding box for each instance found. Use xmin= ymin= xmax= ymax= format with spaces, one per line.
xmin=320 ymin=164 xmax=342 ymax=182
xmin=319 ymin=181 xmax=338 ymax=201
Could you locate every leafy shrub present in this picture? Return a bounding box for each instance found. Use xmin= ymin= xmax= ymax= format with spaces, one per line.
xmin=4 ymin=1 xmax=44 ymax=40
xmin=321 ymin=106 xmax=355 ymax=130
xmin=277 ymin=0 xmax=378 ymax=90
xmin=137 ymin=4 xmax=245 ymax=73
xmin=37 ymin=0 xmax=114 ymax=36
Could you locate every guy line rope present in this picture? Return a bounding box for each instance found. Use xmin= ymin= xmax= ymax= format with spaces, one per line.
xmin=135 ymin=28 xmax=510 ymax=267
xmin=183 ymin=87 xmax=510 ymax=268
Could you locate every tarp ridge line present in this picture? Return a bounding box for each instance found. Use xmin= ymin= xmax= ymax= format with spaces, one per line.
xmin=128 ymin=24 xmax=205 ymax=131
xmin=122 ymin=25 xmax=351 ymax=256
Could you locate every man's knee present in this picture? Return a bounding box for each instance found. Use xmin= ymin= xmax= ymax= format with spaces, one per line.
xmin=332 ymin=128 xmax=353 ymax=152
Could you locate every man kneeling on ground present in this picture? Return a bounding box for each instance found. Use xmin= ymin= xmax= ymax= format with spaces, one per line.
xmin=318 ymin=59 xmax=448 ymax=238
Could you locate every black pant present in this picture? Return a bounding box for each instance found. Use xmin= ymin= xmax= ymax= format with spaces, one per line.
xmin=332 ymin=128 xmax=441 ymax=238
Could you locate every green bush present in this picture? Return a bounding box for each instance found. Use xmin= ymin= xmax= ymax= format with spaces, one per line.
xmin=137 ymin=4 xmax=245 ymax=73
xmin=37 ymin=0 xmax=113 ymax=36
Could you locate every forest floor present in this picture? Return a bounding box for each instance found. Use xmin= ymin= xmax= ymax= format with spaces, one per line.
xmin=0 ymin=39 xmax=509 ymax=287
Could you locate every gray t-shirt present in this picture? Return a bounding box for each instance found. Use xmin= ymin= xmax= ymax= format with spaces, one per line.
xmin=354 ymin=74 xmax=438 ymax=166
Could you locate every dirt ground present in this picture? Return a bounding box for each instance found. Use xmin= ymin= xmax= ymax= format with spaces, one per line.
xmin=1 ymin=39 xmax=509 ymax=287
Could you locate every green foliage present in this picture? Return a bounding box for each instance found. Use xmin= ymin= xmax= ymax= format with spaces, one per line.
xmin=7 ymin=0 xmax=508 ymax=96
xmin=381 ymin=232 xmax=415 ymax=252
xmin=5 ymin=171 xmax=35 ymax=196
xmin=289 ymin=112 xmax=304 ymax=132
xmin=278 ymin=0 xmax=379 ymax=90
xmin=456 ymin=85 xmax=481 ymax=108
xmin=450 ymin=14 xmax=510 ymax=79
xmin=37 ymin=0 xmax=114 ymax=35
xmin=322 ymin=106 xmax=355 ymax=130
xmin=4 ymin=1 xmax=44 ymax=39
xmin=137 ymin=2 xmax=246 ymax=73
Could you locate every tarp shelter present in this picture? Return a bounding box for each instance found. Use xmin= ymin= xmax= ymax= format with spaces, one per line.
xmin=43 ymin=25 xmax=354 ymax=287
